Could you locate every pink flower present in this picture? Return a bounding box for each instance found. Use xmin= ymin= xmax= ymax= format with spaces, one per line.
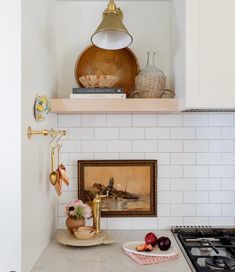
xmin=84 ymin=204 xmax=92 ymax=219
xmin=65 ymin=199 xmax=92 ymax=219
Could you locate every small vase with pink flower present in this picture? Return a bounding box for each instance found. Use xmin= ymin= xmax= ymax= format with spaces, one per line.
xmin=65 ymin=199 xmax=92 ymax=234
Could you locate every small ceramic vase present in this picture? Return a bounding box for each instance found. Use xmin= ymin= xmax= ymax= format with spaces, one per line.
xmin=66 ymin=217 xmax=85 ymax=234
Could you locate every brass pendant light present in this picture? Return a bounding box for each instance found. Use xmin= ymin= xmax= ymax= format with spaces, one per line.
xmin=91 ymin=0 xmax=133 ymax=50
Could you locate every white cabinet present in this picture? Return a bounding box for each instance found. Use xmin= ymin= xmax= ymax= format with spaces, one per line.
xmin=176 ymin=0 xmax=235 ymax=110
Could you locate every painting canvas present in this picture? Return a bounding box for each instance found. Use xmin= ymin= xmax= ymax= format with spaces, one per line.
xmin=78 ymin=160 xmax=157 ymax=217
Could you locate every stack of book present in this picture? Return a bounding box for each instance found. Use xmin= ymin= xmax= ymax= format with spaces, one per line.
xmin=70 ymin=88 xmax=126 ymax=99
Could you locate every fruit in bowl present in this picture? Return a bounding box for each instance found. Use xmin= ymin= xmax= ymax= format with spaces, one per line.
xmin=157 ymin=236 xmax=171 ymax=251
xmin=136 ymin=243 xmax=153 ymax=252
xmin=79 ymin=75 xmax=118 ymax=88
xmin=145 ymin=232 xmax=158 ymax=246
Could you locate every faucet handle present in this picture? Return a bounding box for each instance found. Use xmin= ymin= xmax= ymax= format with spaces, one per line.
xmin=99 ymin=190 xmax=109 ymax=198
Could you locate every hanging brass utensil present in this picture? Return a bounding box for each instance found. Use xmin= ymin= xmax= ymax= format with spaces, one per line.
xmin=49 ymin=148 xmax=59 ymax=186
xmin=57 ymin=143 xmax=70 ymax=186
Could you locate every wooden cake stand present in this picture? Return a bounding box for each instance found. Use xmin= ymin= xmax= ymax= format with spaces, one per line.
xmin=56 ymin=230 xmax=115 ymax=247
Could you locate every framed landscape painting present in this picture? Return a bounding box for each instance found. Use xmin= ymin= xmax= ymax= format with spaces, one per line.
xmin=77 ymin=160 xmax=157 ymax=217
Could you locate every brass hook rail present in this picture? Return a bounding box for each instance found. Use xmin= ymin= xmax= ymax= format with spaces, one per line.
xmin=27 ymin=126 xmax=67 ymax=140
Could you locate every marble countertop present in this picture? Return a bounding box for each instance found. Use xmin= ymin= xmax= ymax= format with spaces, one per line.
xmin=32 ymin=230 xmax=192 ymax=272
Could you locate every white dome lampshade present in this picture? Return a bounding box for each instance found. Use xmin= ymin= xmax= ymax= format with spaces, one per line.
xmin=91 ymin=0 xmax=133 ymax=50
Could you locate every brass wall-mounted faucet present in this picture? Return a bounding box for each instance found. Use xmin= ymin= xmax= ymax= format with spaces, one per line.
xmin=93 ymin=191 xmax=109 ymax=234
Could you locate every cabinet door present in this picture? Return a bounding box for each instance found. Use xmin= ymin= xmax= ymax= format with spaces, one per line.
xmin=186 ymin=0 xmax=235 ymax=109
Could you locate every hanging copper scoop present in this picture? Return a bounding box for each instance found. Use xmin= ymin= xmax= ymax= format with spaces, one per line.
xmin=58 ymin=164 xmax=69 ymax=186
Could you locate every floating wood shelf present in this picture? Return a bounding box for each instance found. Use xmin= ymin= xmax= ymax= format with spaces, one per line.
xmin=50 ymin=98 xmax=179 ymax=114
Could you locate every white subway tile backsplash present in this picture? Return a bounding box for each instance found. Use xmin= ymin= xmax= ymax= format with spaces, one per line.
xmin=158 ymin=192 xmax=183 ymax=203
xmin=57 ymin=112 xmax=235 ymax=230
xmin=58 ymin=191 xmax=78 ymax=204
xmin=119 ymin=153 xmax=145 ymax=159
xmin=100 ymin=218 xmax=107 ymax=230
xmin=120 ymin=127 xmax=145 ymax=139
xmin=94 ymin=153 xmax=119 ymax=160
xmin=107 ymin=140 xmax=132 ymax=152
xmin=58 ymin=204 xmax=66 ymax=217
xmin=183 ymin=140 xmax=208 ymax=152
xmin=158 ymin=114 xmax=182 ymax=127
xmin=58 ymin=115 xmax=81 ymax=127
xmin=66 ymin=166 xmax=77 ymax=179
xmin=171 ymin=128 xmax=195 ymax=139
xmin=82 ymin=114 xmax=106 ymax=127
xmin=196 ymin=127 xmax=221 ymax=139
xmin=196 ymin=179 xmax=221 ymax=191
xmin=222 ymin=127 xmax=235 ymax=139
xmin=222 ymin=204 xmax=235 ymax=216
xmin=69 ymin=153 xmax=94 ymax=165
xmin=209 ymin=166 xmax=234 ymax=178
xmin=68 ymin=179 xmax=78 ymax=192
xmin=158 ymin=217 xmax=183 ymax=229
xmin=133 ymin=140 xmax=157 ymax=152
xmin=60 ymin=153 xmax=69 ymax=165
xmin=209 ymin=113 xmax=234 ymax=127
xmin=183 ymin=217 xmax=209 ymax=226
xmin=209 ymin=140 xmax=234 ymax=152
xmin=209 ymin=217 xmax=235 ymax=226
xmin=171 ymin=204 xmax=196 ymax=216
xmin=184 ymin=166 xmax=208 ymax=178
xmin=69 ymin=128 xmax=94 ymax=140
xmin=158 ymin=204 xmax=171 ymax=216
xmin=132 ymin=114 xmax=157 ymax=127
xmin=171 ymin=178 xmax=196 ymax=191
xmin=184 ymin=192 xmax=208 ymax=203
xmin=158 ymin=166 xmax=183 ymax=178
xmin=145 ymin=153 xmax=170 ymax=165
xmin=222 ymin=153 xmax=235 ymax=165
xmin=158 ymin=140 xmax=182 ymax=152
xmin=222 ymin=178 xmax=235 ymax=190
xmin=132 ymin=218 xmax=156 ymax=229
xmin=171 ymin=153 xmax=195 ymax=165
xmin=183 ymin=113 xmax=208 ymax=127
xmin=158 ymin=178 xmax=171 ymax=191
xmin=145 ymin=128 xmax=170 ymax=139
xmin=62 ymin=140 xmax=81 ymax=153
xmin=95 ymin=128 xmax=119 ymax=139
xmin=196 ymin=153 xmax=221 ymax=165
xmin=82 ymin=140 xmax=106 ymax=152
xmin=197 ymin=204 xmax=221 ymax=216
xmin=107 ymin=218 xmax=132 ymax=229
xmin=58 ymin=217 xmax=66 ymax=229
xmin=107 ymin=114 xmax=131 ymax=127
xmin=209 ymin=191 xmax=234 ymax=203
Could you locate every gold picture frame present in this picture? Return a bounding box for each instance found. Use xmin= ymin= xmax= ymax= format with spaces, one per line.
xmin=78 ymin=160 xmax=157 ymax=217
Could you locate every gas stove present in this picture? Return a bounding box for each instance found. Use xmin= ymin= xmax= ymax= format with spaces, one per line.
xmin=172 ymin=226 xmax=235 ymax=272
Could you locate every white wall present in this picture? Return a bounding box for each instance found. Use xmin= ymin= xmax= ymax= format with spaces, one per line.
xmin=57 ymin=113 xmax=235 ymax=230
xmin=55 ymin=0 xmax=171 ymax=98
xmin=0 ymin=1 xmax=21 ymax=271
xmin=22 ymin=0 xmax=58 ymax=271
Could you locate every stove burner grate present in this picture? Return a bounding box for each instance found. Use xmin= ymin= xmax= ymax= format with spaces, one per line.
xmin=205 ymin=256 xmax=235 ymax=271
